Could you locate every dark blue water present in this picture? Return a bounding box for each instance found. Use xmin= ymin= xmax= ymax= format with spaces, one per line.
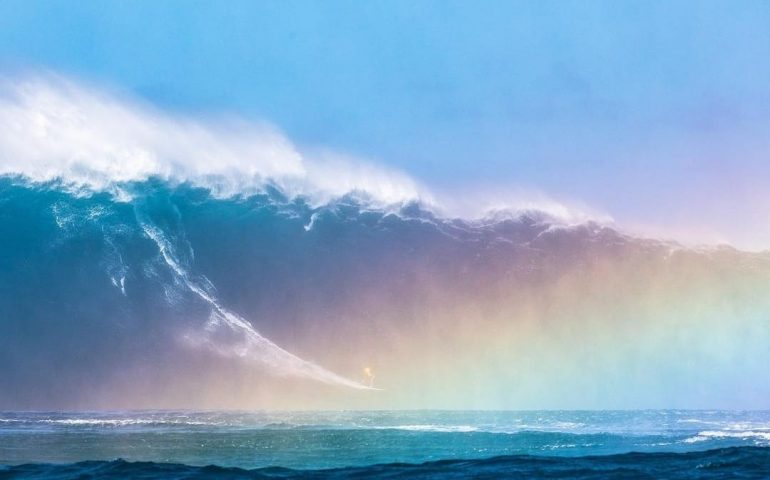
xmin=2 ymin=411 xmax=769 ymax=478
xmin=4 ymin=448 xmax=770 ymax=479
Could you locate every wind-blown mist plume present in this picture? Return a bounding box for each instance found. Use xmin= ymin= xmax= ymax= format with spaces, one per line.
xmin=0 ymin=73 xmax=425 ymax=206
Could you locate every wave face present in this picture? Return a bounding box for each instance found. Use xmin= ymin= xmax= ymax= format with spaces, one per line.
xmin=2 ymin=411 xmax=770 ymax=479
xmin=1 ymin=177 xmax=770 ymax=409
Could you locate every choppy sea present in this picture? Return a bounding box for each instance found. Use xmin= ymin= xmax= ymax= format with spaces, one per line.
xmin=2 ymin=410 xmax=769 ymax=478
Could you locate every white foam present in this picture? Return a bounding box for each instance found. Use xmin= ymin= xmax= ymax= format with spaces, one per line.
xmin=375 ymin=424 xmax=479 ymax=433
xmin=7 ymin=417 xmax=225 ymax=427
xmin=683 ymin=430 xmax=770 ymax=443
xmin=303 ymin=212 xmax=320 ymax=232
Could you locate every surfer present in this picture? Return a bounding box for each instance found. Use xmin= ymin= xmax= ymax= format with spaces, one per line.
xmin=363 ymin=367 xmax=375 ymax=388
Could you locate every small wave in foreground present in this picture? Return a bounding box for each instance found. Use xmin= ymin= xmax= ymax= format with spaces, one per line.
xmin=2 ymin=447 xmax=769 ymax=480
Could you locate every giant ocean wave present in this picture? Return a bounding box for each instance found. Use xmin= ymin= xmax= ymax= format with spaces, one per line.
xmin=1 ymin=75 xmax=770 ymax=409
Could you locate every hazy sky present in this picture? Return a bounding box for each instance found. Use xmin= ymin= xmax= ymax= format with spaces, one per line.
xmin=1 ymin=0 xmax=769 ymax=248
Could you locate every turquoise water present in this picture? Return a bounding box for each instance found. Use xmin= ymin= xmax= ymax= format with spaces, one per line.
xmin=2 ymin=410 xmax=770 ymax=478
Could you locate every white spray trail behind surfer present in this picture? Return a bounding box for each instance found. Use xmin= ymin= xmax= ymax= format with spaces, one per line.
xmin=135 ymin=208 xmax=375 ymax=390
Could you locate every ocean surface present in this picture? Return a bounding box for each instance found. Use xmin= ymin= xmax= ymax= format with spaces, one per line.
xmin=1 ymin=410 xmax=770 ymax=478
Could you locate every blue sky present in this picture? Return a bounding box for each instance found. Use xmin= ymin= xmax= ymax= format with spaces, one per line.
xmin=1 ymin=0 xmax=770 ymax=248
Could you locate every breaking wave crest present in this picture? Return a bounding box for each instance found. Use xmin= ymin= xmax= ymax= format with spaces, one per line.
xmin=0 ymin=73 xmax=600 ymax=225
